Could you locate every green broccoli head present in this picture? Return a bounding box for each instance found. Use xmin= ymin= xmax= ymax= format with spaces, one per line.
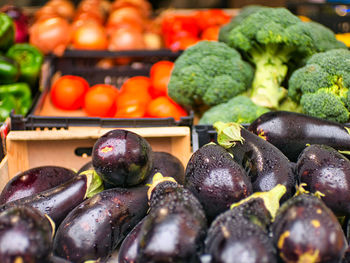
xmin=218 ymin=5 xmax=267 ymax=44
xmin=168 ymin=41 xmax=254 ymax=111
xmin=225 ymin=7 xmax=344 ymax=109
xmin=288 ymin=48 xmax=350 ymax=123
xmin=198 ymin=95 xmax=270 ymax=125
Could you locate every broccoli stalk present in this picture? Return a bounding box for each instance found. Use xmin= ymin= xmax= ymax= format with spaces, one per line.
xmin=249 ymin=45 xmax=289 ymax=108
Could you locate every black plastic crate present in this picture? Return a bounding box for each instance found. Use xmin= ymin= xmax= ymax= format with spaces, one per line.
xmin=10 ymin=49 xmax=195 ymax=131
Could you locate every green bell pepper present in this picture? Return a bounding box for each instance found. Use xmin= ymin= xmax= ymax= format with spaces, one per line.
xmin=0 ymin=13 xmax=15 ymax=52
xmin=0 ymin=82 xmax=32 ymax=122
xmin=6 ymin=43 xmax=44 ymax=88
xmin=0 ymin=55 xmax=20 ymax=84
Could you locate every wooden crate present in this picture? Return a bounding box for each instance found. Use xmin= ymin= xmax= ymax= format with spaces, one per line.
xmin=1 ymin=126 xmax=191 ymax=191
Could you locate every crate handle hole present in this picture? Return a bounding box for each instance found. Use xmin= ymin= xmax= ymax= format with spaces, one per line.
xmin=75 ymin=147 xmax=92 ymax=158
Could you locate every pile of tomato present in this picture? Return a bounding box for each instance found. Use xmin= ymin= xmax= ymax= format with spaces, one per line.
xmin=161 ymin=9 xmax=231 ymax=51
xmin=50 ymin=60 xmax=188 ymax=120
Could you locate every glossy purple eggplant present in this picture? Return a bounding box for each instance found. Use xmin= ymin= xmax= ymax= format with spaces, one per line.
xmin=117 ymin=216 xmax=146 ymax=263
xmin=248 ymin=111 xmax=350 ymax=162
xmin=272 ymin=194 xmax=348 ymax=262
xmin=297 ymin=144 xmax=350 ymax=216
xmin=53 ymin=185 xmax=149 ymax=263
xmin=0 ymin=165 xmax=76 ymax=205
xmin=214 ymin=122 xmax=296 ymax=201
xmin=185 ymin=143 xmax=253 ymax=221
xmin=0 ymin=170 xmax=103 ymax=225
xmin=92 ymin=129 xmax=153 ymax=187
xmin=136 ymin=174 xmax=207 ymax=263
xmin=145 ymin=151 xmax=185 ymax=185
xmin=0 ymin=206 xmax=54 ymax=263
xmin=204 ymin=184 xmax=286 ymax=263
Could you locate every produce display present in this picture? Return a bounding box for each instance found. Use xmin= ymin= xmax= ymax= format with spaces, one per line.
xmin=168 ymin=6 xmax=350 ymax=124
xmin=28 ymin=0 xmax=233 ymax=55
xmin=1 ymin=120 xmax=350 ymax=262
xmin=0 ymin=11 xmax=43 ymax=122
xmin=49 ymin=60 xmax=188 ymax=120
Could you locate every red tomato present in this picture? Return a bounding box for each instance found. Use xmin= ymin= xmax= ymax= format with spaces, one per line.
xmin=201 ymin=26 xmax=220 ymax=41
xmin=194 ymin=9 xmax=231 ymax=31
xmin=120 ymin=76 xmax=151 ymax=94
xmin=83 ymin=84 xmax=118 ymax=117
xmin=115 ymin=90 xmax=150 ymax=118
xmin=149 ymin=61 xmax=174 ymax=98
xmin=146 ymin=96 xmax=187 ymax=121
xmin=50 ymin=75 xmax=89 ymax=110
xmin=169 ymin=35 xmax=199 ymax=51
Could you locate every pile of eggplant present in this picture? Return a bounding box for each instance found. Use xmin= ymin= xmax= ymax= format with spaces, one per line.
xmin=2 ymin=111 xmax=350 ymax=263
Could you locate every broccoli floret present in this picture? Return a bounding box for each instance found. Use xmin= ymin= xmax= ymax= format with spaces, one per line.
xmin=288 ymin=48 xmax=350 ymax=123
xmin=226 ymin=7 xmax=345 ymax=109
xmin=168 ymin=41 xmax=254 ymax=112
xmin=198 ymin=95 xmax=270 ymax=125
xmin=219 ymin=5 xmax=267 ymax=44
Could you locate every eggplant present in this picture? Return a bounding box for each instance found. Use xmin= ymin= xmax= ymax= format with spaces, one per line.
xmin=145 ymin=151 xmax=185 ymax=185
xmin=136 ymin=173 xmax=207 ymax=263
xmin=248 ymin=111 xmax=350 ymax=162
xmin=272 ymin=193 xmax=348 ymax=262
xmin=214 ymin=121 xmax=296 ymax=201
xmin=184 ymin=143 xmax=253 ymax=221
xmin=53 ymin=184 xmax=149 ymax=263
xmin=297 ymin=144 xmax=350 ymax=216
xmin=0 ymin=206 xmax=54 ymax=263
xmin=78 ymin=160 xmax=116 ymax=190
xmin=92 ymin=129 xmax=153 ymax=187
xmin=47 ymin=255 xmax=73 ymax=263
xmin=0 ymin=165 xmax=76 ymax=205
xmin=0 ymin=170 xmax=103 ymax=225
xmin=117 ymin=216 xmax=146 ymax=263
xmin=204 ymin=184 xmax=286 ymax=263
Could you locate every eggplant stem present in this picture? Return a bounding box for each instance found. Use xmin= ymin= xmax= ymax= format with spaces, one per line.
xmin=230 ymin=184 xmax=286 ymax=221
xmin=80 ymin=169 xmax=104 ymax=199
xmin=147 ymin=172 xmax=177 ymax=200
xmin=213 ymin=121 xmax=245 ymax=149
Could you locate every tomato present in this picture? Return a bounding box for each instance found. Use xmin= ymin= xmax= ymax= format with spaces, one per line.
xmin=201 ymin=26 xmax=220 ymax=41
xmin=194 ymin=9 xmax=231 ymax=31
xmin=50 ymin=75 xmax=89 ymax=110
xmin=115 ymin=90 xmax=151 ymax=118
xmin=145 ymin=96 xmax=187 ymax=121
xmin=149 ymin=61 xmax=174 ymax=98
xmin=71 ymin=22 xmax=108 ymax=50
xmin=83 ymin=84 xmax=118 ymax=117
xmin=121 ymin=76 xmax=151 ymax=94
xmin=169 ymin=35 xmax=199 ymax=51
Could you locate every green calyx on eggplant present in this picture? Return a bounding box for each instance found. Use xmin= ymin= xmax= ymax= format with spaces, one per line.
xmin=92 ymin=129 xmax=153 ymax=187
xmin=136 ymin=173 xmax=207 ymax=263
xmin=0 ymin=165 xmax=76 ymax=205
xmin=248 ymin=111 xmax=350 ymax=162
xmin=53 ymin=184 xmax=149 ymax=263
xmin=297 ymin=144 xmax=350 ymax=217
xmin=145 ymin=151 xmax=185 ymax=185
xmin=184 ymin=142 xmax=253 ymax=221
xmin=0 ymin=206 xmax=54 ymax=263
xmin=214 ymin=121 xmax=296 ymax=201
xmin=204 ymin=185 xmax=286 ymax=263
xmin=272 ymin=193 xmax=348 ymax=263
xmin=0 ymin=169 xmax=103 ymax=225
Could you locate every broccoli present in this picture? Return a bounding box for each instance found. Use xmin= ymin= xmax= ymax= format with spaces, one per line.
xmin=288 ymin=48 xmax=350 ymax=123
xmin=225 ymin=7 xmax=346 ymax=109
xmin=168 ymin=40 xmax=254 ymax=112
xmin=198 ymin=95 xmax=270 ymax=125
xmin=218 ymin=5 xmax=267 ymax=44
